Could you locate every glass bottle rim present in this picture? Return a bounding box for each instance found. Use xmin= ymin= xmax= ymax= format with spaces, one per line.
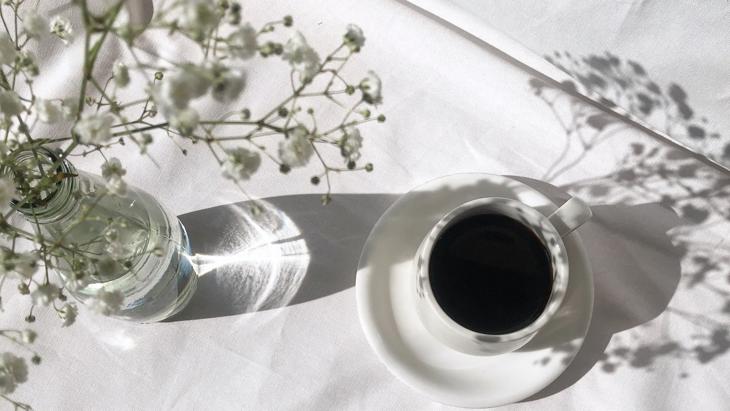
xmin=8 ymin=148 xmax=77 ymax=219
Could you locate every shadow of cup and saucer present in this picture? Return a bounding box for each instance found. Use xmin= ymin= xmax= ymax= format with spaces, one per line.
xmin=510 ymin=177 xmax=684 ymax=401
xmin=167 ymin=176 xmax=684 ymax=404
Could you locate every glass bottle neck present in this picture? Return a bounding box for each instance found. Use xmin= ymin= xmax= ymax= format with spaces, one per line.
xmin=13 ymin=149 xmax=79 ymax=224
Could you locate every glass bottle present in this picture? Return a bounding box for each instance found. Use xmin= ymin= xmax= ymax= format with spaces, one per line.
xmin=14 ymin=149 xmax=196 ymax=322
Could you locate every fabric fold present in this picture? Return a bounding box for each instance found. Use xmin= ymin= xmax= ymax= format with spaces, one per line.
xmin=405 ymin=0 xmax=730 ymax=174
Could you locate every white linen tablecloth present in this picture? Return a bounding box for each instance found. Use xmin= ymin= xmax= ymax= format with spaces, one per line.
xmin=5 ymin=1 xmax=730 ymax=409
xmin=409 ymin=0 xmax=730 ymax=169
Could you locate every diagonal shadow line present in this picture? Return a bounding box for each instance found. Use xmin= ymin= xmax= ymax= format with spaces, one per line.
xmin=397 ymin=0 xmax=730 ymax=175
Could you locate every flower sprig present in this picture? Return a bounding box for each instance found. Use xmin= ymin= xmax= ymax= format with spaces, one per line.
xmin=0 ymin=0 xmax=385 ymax=404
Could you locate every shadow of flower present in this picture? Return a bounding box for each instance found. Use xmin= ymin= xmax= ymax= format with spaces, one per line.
xmin=534 ymin=51 xmax=724 ymax=182
xmin=526 ymin=52 xmax=730 ymax=399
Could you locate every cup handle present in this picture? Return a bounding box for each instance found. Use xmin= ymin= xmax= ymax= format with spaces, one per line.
xmin=548 ymin=196 xmax=592 ymax=238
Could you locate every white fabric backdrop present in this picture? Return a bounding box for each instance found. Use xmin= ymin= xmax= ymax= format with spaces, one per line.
xmin=410 ymin=0 xmax=730 ymax=169
xmin=5 ymin=1 xmax=730 ymax=409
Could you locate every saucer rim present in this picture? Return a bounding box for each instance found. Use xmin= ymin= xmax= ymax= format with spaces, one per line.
xmin=355 ymin=173 xmax=594 ymax=408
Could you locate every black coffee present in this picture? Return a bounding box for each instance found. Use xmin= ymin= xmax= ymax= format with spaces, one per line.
xmin=428 ymin=213 xmax=552 ymax=335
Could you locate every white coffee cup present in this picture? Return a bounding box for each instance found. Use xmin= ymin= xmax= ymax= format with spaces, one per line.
xmin=414 ymin=196 xmax=592 ymax=355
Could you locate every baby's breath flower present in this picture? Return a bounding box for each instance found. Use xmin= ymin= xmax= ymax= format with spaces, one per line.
xmin=22 ymin=12 xmax=47 ymax=39
xmin=101 ymin=158 xmax=127 ymax=196
xmin=12 ymin=252 xmax=38 ymax=279
xmin=105 ymin=178 xmax=127 ymax=196
xmin=0 ymin=176 xmax=17 ymax=207
xmin=282 ymin=32 xmax=320 ymax=82
xmin=61 ymin=98 xmax=78 ymax=120
xmin=36 ymin=99 xmax=63 ymax=123
xmin=209 ymin=64 xmax=246 ymax=103
xmin=360 ymin=71 xmax=382 ymax=105
xmin=0 ymin=249 xmax=11 ymax=276
xmin=0 ymin=90 xmax=24 ymax=118
xmin=30 ymin=283 xmax=59 ymax=306
xmin=340 ymin=127 xmax=363 ymax=161
xmin=0 ymin=34 xmax=15 ymax=66
xmin=89 ymin=289 xmax=124 ymax=316
xmin=225 ymin=1 xmax=242 ymax=25
xmin=101 ymin=158 xmax=126 ymax=180
xmin=0 ymin=353 xmax=27 ymax=395
xmin=74 ymin=112 xmax=114 ymax=145
xmin=65 ymin=271 xmax=89 ymax=292
xmin=227 ymin=23 xmax=257 ymax=59
xmin=221 ymin=147 xmax=261 ymax=180
xmin=58 ymin=303 xmax=78 ymax=327
xmin=0 ymin=7 xmax=383 ymax=375
xmin=16 ymin=50 xmax=38 ymax=76
xmin=65 ymin=259 xmax=92 ymax=291
xmin=169 ymin=108 xmax=199 ymax=136
xmin=259 ymin=41 xmax=283 ymax=57
xmin=106 ymin=240 xmax=126 ymax=260
xmin=49 ymin=16 xmax=73 ymax=44
xmin=343 ymin=24 xmax=365 ymax=52
xmin=278 ymin=126 xmax=313 ymax=168
xmin=182 ymin=0 xmax=219 ymax=40
xmin=113 ymin=61 xmax=130 ymax=88
xmin=157 ymin=66 xmax=210 ymax=110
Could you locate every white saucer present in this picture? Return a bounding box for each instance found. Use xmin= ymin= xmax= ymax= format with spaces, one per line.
xmin=355 ymin=174 xmax=594 ymax=408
